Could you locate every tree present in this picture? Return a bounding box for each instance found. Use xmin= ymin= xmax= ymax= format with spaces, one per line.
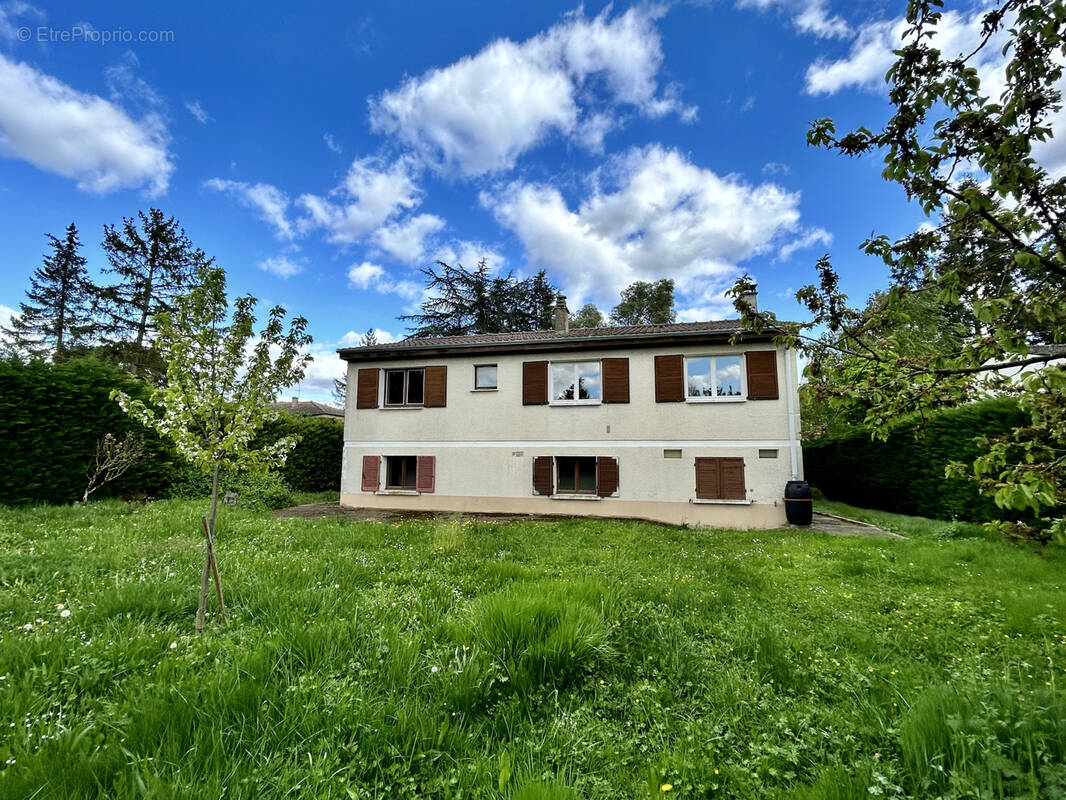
xmin=401 ymin=260 xmax=558 ymax=337
xmin=81 ymin=432 xmax=146 ymax=503
xmin=4 ymin=223 xmax=95 ymax=358
xmin=98 ymin=209 xmax=213 ymax=375
xmin=570 ymin=303 xmax=606 ymax=329
xmin=610 ymin=279 xmax=676 ymax=325
xmin=731 ymin=0 xmax=1066 ymax=539
xmin=113 ymin=266 xmax=311 ymax=631
xmin=332 ymin=328 xmax=378 ymax=404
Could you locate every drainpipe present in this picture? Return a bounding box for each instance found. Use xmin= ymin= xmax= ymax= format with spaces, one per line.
xmin=784 ymin=345 xmax=799 ymax=480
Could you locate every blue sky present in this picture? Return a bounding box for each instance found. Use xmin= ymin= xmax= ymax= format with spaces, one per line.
xmin=0 ymin=0 xmax=1030 ymax=401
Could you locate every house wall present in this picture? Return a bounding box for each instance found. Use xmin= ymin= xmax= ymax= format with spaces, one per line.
xmin=340 ymin=343 xmax=803 ymax=528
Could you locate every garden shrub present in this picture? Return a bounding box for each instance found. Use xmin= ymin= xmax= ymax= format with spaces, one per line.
xmin=0 ymin=357 xmax=176 ymax=504
xmin=165 ymin=461 xmax=293 ymax=509
xmin=803 ymin=397 xmax=1029 ymax=522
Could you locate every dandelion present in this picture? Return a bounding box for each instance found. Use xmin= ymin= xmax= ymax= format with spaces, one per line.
xmin=431 ymin=666 xmax=439 ymax=673
xmin=661 ymin=784 xmax=673 ymax=792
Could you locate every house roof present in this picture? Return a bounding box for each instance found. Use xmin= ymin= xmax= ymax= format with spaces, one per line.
xmin=272 ymin=399 xmax=344 ymax=418
xmin=338 ymin=320 xmax=785 ymax=362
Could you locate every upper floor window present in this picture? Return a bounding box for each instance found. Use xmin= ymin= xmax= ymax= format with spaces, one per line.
xmin=686 ymin=355 xmax=743 ymax=400
xmin=550 ymin=361 xmax=601 ymax=404
xmin=385 ymin=368 xmax=424 ymax=406
xmin=474 ymin=364 xmax=498 ymax=390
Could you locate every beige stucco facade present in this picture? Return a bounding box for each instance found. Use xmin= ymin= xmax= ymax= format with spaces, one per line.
xmin=340 ymin=340 xmax=803 ymax=529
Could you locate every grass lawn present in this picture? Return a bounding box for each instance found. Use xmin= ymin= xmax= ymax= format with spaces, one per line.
xmin=1 ymin=499 xmax=1064 ymax=799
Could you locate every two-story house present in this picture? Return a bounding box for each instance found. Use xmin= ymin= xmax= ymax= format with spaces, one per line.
xmin=338 ymin=297 xmax=802 ymax=528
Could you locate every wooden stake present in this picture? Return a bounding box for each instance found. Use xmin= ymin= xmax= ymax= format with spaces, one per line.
xmin=202 ymin=515 xmax=226 ymax=623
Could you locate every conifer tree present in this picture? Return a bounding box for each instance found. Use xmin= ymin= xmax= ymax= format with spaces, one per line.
xmin=98 ymin=209 xmax=212 ymax=373
xmin=4 ymin=223 xmax=95 ymax=358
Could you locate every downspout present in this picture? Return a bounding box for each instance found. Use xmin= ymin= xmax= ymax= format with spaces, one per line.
xmin=784 ymin=345 xmax=799 ymax=480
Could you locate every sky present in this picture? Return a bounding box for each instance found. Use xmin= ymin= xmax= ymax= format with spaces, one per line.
xmin=0 ymin=0 xmax=1049 ymax=402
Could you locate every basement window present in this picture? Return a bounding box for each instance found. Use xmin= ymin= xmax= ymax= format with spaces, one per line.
xmin=556 ymin=456 xmax=597 ymax=494
xmin=385 ymin=456 xmax=418 ymax=489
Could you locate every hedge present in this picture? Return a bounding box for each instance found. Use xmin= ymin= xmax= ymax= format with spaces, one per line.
xmin=803 ymin=397 xmax=1030 ymax=522
xmin=0 ymin=358 xmax=176 ymax=504
xmin=255 ymin=413 xmax=343 ymax=492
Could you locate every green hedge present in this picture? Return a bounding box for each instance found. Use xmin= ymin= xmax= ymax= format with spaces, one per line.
xmin=256 ymin=413 xmax=343 ymax=492
xmin=803 ymin=397 xmax=1030 ymax=522
xmin=0 ymin=358 xmax=176 ymax=505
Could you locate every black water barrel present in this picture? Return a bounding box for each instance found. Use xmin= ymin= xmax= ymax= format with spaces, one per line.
xmin=784 ymin=480 xmax=812 ymax=526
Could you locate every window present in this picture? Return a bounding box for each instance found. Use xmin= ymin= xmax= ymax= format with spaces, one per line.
xmin=550 ymin=361 xmax=601 ymax=404
xmin=385 ymin=368 xmax=424 ymax=406
xmin=556 ymin=456 xmax=597 ymax=493
xmin=474 ymin=364 xmax=498 ymax=390
xmin=686 ymin=356 xmax=743 ymax=400
xmin=385 ymin=455 xmax=418 ymax=489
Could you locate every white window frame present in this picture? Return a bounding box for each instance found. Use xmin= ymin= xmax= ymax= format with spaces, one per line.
xmin=473 ymin=363 xmax=498 ymax=391
xmin=684 ymin=354 xmax=746 ymax=403
xmin=549 ymin=360 xmax=602 ymax=406
xmin=384 ymin=368 xmax=425 ymax=407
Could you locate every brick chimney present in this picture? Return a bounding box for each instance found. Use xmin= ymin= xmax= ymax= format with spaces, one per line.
xmin=739 ymin=286 xmax=758 ymax=315
xmin=553 ymin=294 xmax=570 ymax=332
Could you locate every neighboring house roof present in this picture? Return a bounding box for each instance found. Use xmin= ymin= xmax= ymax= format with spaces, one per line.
xmin=1031 ymin=344 xmax=1066 ymax=358
xmin=339 ymin=320 xmax=786 ymax=362
xmin=272 ymin=399 xmax=344 ymax=419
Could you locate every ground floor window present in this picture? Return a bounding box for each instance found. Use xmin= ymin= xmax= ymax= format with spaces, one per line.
xmin=386 ymin=455 xmax=418 ymax=489
xmin=556 ymin=456 xmax=597 ymax=493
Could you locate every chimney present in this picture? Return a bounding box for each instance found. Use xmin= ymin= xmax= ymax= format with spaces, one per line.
xmin=553 ymin=294 xmax=570 ymax=333
xmin=739 ymin=286 xmax=758 ymax=315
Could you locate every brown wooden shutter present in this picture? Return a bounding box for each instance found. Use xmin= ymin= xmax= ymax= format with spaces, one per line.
xmin=720 ymin=457 xmax=746 ymax=500
xmin=532 ymin=456 xmax=553 ymax=495
xmin=654 ymin=355 xmax=684 ymax=402
xmin=361 ymin=455 xmax=380 ymax=492
xmin=694 ymin=457 xmax=721 ymax=499
xmin=596 ymin=457 xmax=619 ymax=496
xmin=601 ymin=358 xmax=630 ymax=404
xmin=523 ymin=361 xmax=548 ymax=405
xmin=356 ymin=368 xmax=379 ymax=409
xmin=424 ymin=366 xmax=447 ymax=407
xmin=745 ymin=351 xmax=779 ymax=400
xmin=416 ymin=456 xmax=435 ymax=493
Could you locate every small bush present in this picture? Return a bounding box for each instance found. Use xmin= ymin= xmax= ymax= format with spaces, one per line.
xmin=255 ymin=413 xmax=342 ymax=492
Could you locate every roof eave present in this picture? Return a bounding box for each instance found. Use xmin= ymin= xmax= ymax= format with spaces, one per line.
xmin=337 ymin=326 xmax=785 ymax=362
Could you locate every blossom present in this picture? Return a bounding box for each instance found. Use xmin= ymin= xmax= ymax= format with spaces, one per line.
xmin=60 ymin=609 xmax=71 ymax=618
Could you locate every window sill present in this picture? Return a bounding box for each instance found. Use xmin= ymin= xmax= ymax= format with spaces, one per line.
xmin=549 ymin=401 xmax=602 ymax=407
xmin=685 ymin=397 xmax=746 ymax=404
xmin=690 ymin=498 xmax=752 ymax=505
xmin=551 ymin=494 xmax=603 ymax=501
xmin=381 ymin=405 xmax=423 ymax=411
xmin=471 ymin=388 xmax=498 ymax=392
xmin=376 ymin=489 xmax=420 ymax=496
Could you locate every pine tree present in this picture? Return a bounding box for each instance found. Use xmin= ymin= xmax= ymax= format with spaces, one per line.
xmin=4 ymin=223 xmax=96 ymax=358
xmin=98 ymin=209 xmax=212 ymax=373
xmin=332 ymin=328 xmax=377 ymax=404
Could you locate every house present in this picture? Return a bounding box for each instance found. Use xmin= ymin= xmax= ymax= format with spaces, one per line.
xmin=272 ymin=397 xmax=344 ymax=420
xmin=337 ymin=296 xmax=802 ymax=528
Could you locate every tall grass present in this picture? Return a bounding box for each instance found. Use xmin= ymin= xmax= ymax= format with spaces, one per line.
xmin=0 ymin=499 xmax=1064 ymax=798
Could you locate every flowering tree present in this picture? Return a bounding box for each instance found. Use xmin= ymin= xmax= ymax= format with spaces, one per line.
xmin=113 ymin=266 xmax=312 ymax=631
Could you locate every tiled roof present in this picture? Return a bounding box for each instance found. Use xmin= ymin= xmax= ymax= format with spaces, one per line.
xmin=340 ymin=320 xmax=753 ymax=356
xmin=272 ymin=399 xmax=344 ymax=418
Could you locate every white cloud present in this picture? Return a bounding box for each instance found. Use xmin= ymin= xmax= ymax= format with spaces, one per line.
xmin=484 ymin=145 xmax=807 ymax=311
xmin=203 ymin=178 xmax=296 ymax=240
xmin=373 ymin=213 xmax=445 ymax=263
xmin=297 ymin=155 xmax=423 ymax=243
xmin=804 ymin=8 xmax=1066 ymax=177
xmin=762 ymin=161 xmax=791 ymax=176
xmin=347 ymin=261 xmax=421 ymax=300
xmin=369 ymin=6 xmax=695 ymax=175
xmin=0 ymin=303 xmax=16 ymax=349
xmin=257 ymin=252 xmax=305 ymax=278
xmin=777 ymin=226 xmax=832 ymax=261
xmin=338 ymin=328 xmax=399 ymax=346
xmin=0 ymin=53 xmax=172 ymax=195
xmin=323 ymin=132 xmax=342 ymax=154
xmin=185 ymin=99 xmax=211 ymax=124
xmin=0 ymin=2 xmax=43 ymax=43
xmin=432 ymin=240 xmax=508 ymax=271
xmin=104 ymin=52 xmax=164 ymax=113
xmin=740 ymin=0 xmax=850 ymax=39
